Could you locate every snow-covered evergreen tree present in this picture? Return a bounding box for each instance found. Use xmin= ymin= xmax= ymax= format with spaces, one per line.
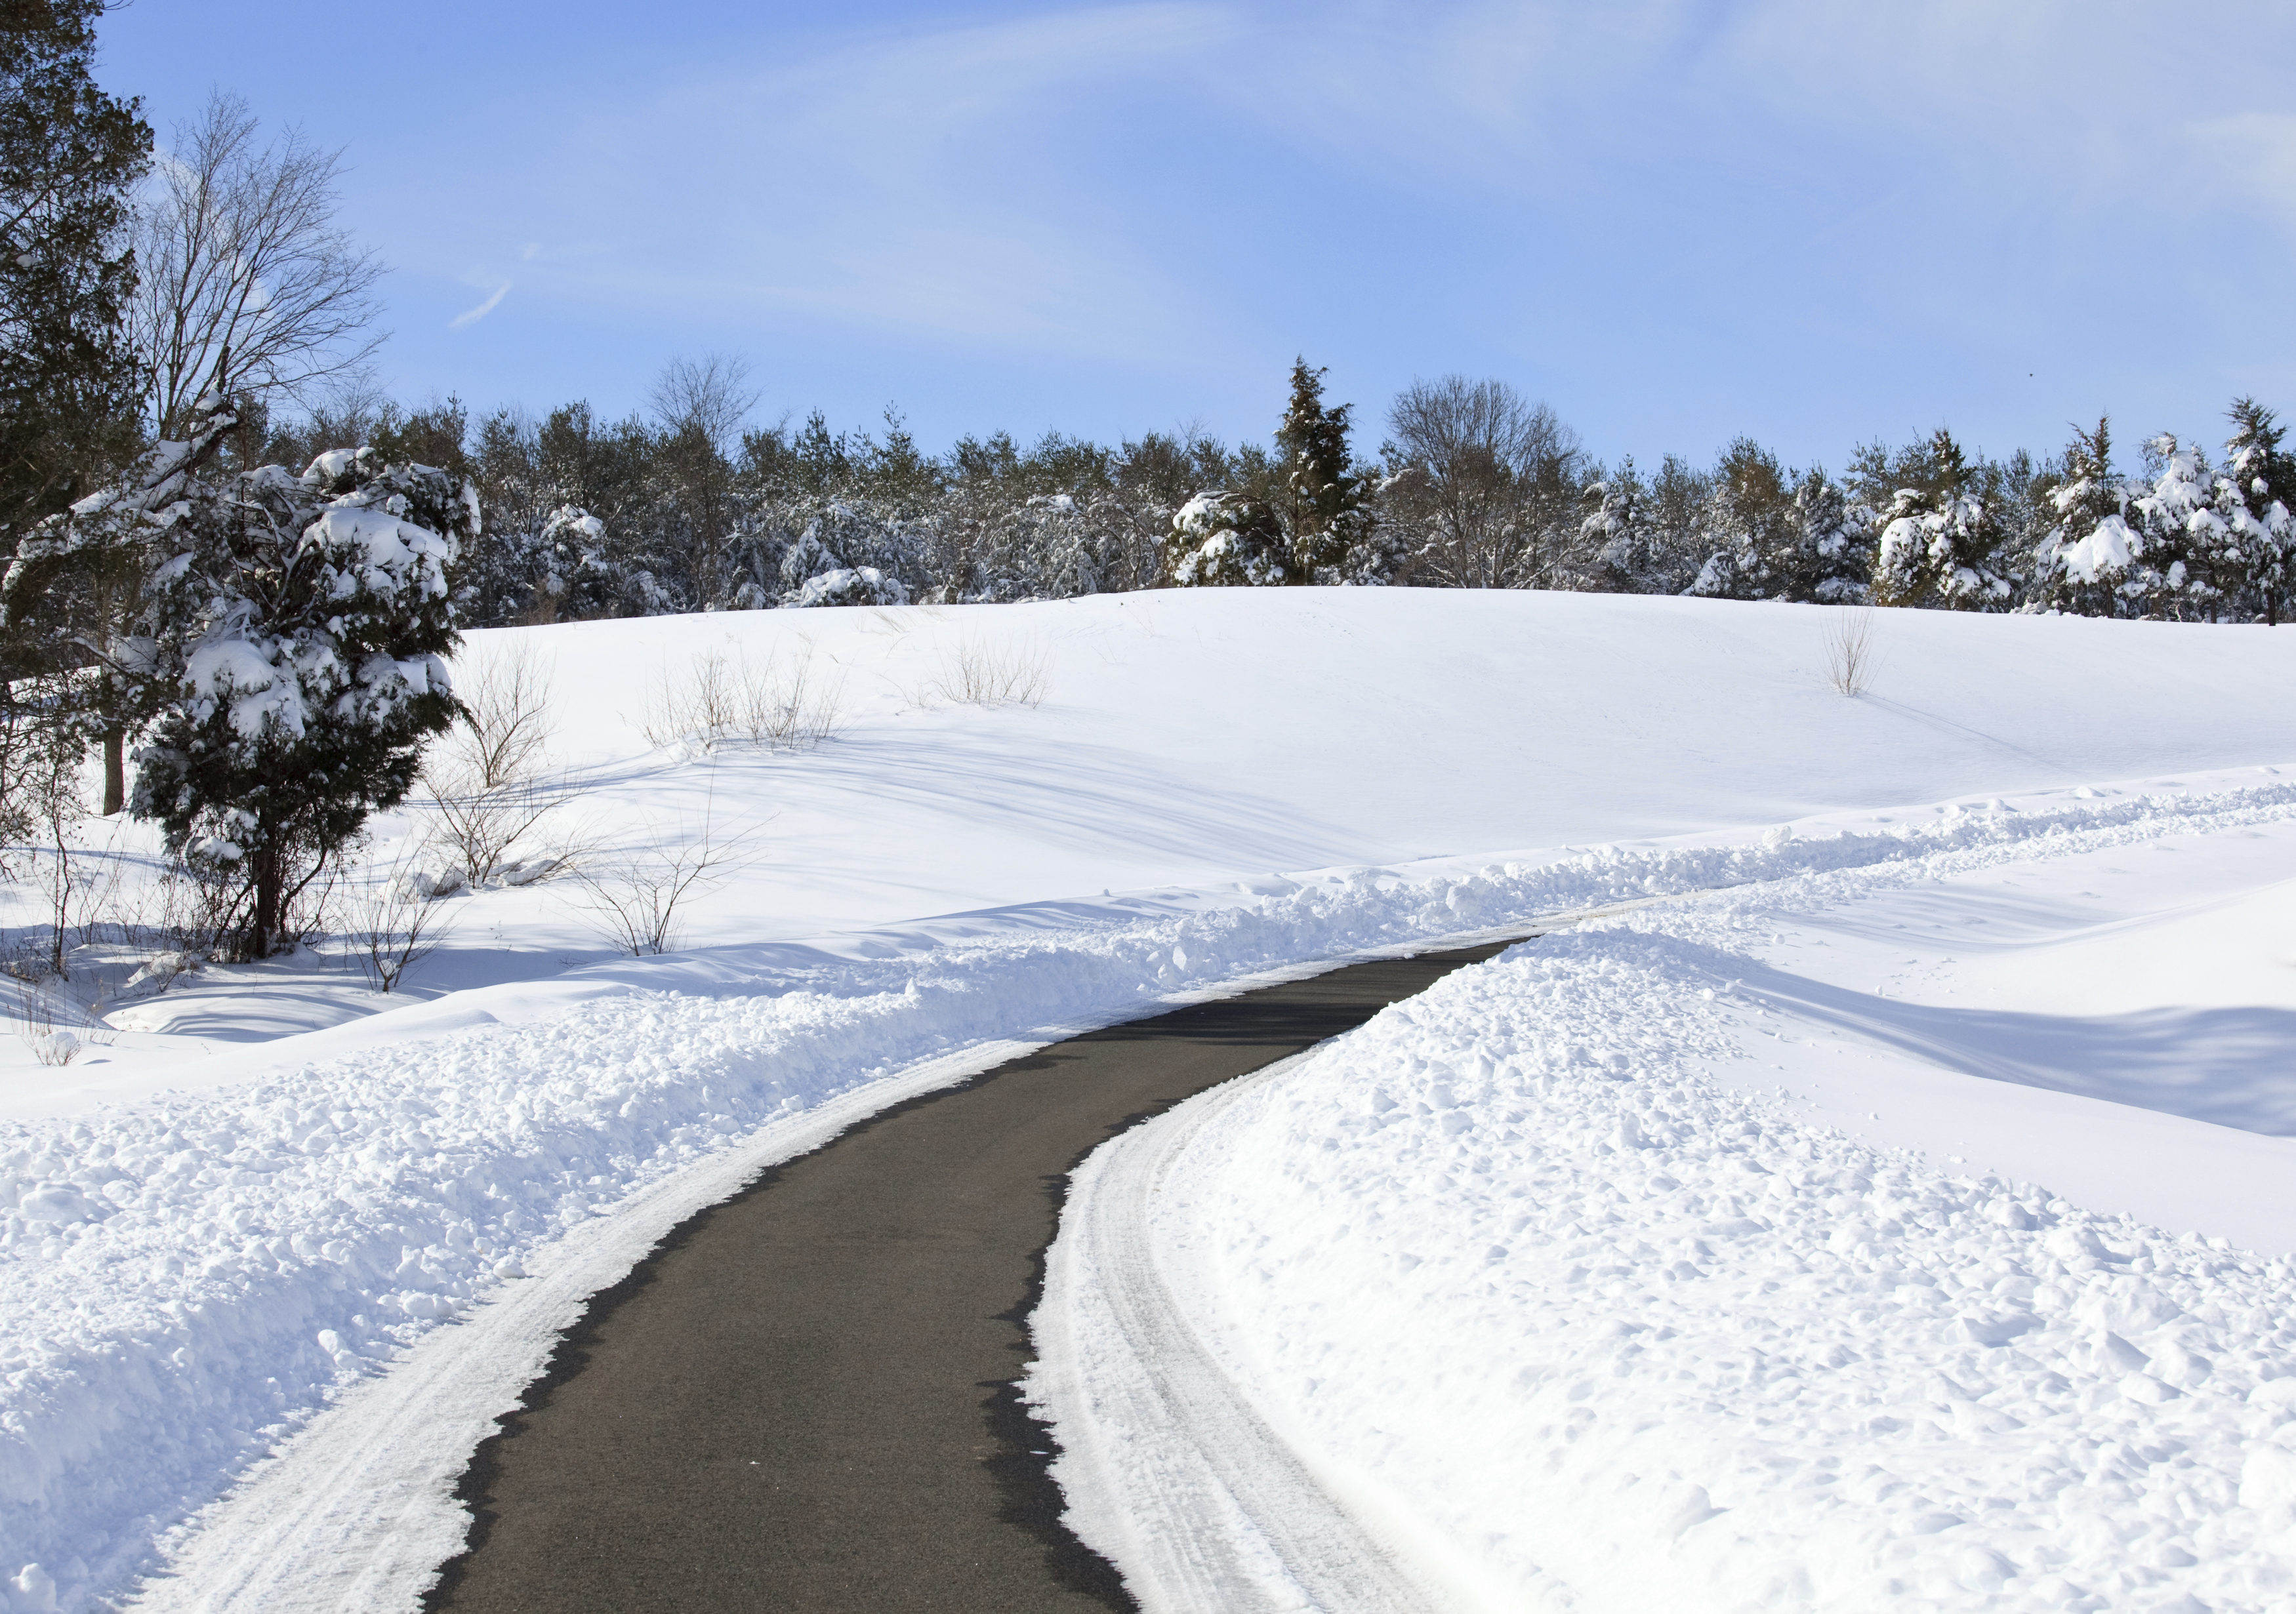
xmin=1277 ymin=359 xmax=1365 ymax=582
xmin=775 ymin=512 xmax=907 ymax=607
xmin=1872 ymin=429 xmax=2011 ymax=609
xmin=2032 ymin=418 xmax=2144 ymax=616
xmin=127 ymin=435 xmax=471 ymax=958
xmin=1582 ymin=459 xmax=1655 ymax=590
xmin=2222 ymin=397 xmax=2296 ymax=624
xmin=1786 ymin=470 xmax=1874 ymax=602
xmin=1165 ymin=492 xmax=1289 ymax=586
xmin=2131 ymin=434 xmax=2234 ymax=619
xmin=0 ymin=390 xmax=239 ymax=809
xmin=1685 ymin=439 xmax=1795 ymax=601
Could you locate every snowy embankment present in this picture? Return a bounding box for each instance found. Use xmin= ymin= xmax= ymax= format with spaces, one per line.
xmin=6 ymin=589 xmax=2296 ymax=1611
xmin=1036 ymin=785 xmax=2296 ymax=1614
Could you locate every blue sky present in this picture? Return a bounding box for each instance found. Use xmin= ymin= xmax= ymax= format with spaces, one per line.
xmin=95 ymin=1 xmax=2296 ymax=474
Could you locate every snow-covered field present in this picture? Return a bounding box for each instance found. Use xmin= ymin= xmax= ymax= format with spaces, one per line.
xmin=5 ymin=589 xmax=2296 ymax=1611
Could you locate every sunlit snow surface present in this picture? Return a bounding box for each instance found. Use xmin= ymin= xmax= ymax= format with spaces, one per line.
xmin=3 ymin=590 xmax=2296 ymax=1610
xmin=1138 ymin=802 xmax=2296 ymax=1614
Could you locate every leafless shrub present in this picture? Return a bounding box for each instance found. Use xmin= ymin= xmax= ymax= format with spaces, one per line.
xmin=644 ymin=645 xmax=844 ymax=753
xmin=737 ymin=649 xmax=845 ymax=750
xmin=425 ymin=776 xmax=585 ymax=889
xmin=1824 ymin=607 xmax=1881 ymax=696
xmin=344 ymin=840 xmax=459 ymax=993
xmin=453 ymin=642 xmax=557 ymax=790
xmin=424 ymin=645 xmax=583 ymax=885
xmin=641 ymin=650 xmax=734 ymax=751
xmin=16 ymin=980 xmax=81 ymax=1066
xmin=567 ymin=780 xmax=758 ymax=957
xmin=934 ymin=640 xmax=1048 ymax=709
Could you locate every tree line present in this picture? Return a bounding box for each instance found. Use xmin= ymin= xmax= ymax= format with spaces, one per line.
xmin=249 ymin=360 xmax=2296 ymax=631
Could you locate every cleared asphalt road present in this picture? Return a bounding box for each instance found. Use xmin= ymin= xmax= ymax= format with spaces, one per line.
xmin=427 ymin=940 xmax=1517 ymax=1613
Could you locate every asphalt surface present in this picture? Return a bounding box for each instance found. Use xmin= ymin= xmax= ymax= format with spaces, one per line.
xmin=427 ymin=940 xmax=1519 ymax=1613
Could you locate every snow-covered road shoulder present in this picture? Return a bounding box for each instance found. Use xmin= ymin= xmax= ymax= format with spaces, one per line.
xmin=1030 ymin=1047 xmax=1464 ymax=1614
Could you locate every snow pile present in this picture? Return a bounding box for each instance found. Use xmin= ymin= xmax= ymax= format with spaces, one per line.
xmin=1098 ymin=803 xmax=2296 ymax=1612
xmin=8 ymin=773 xmax=2296 ymax=1606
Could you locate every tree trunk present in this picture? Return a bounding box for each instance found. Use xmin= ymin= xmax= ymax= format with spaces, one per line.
xmin=249 ymin=845 xmax=281 ymax=961
xmin=101 ymin=725 xmax=124 ymax=815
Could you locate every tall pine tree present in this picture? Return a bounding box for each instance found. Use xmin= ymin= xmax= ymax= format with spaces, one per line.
xmin=1276 ymin=357 xmax=1363 ymax=582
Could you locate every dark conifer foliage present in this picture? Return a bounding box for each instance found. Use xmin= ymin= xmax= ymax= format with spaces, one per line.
xmin=0 ymin=0 xmax=149 ymax=546
xmin=127 ymin=418 xmax=471 ymax=958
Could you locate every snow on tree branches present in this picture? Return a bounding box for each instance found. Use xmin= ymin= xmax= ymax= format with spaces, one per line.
xmin=121 ymin=422 xmax=473 ymax=958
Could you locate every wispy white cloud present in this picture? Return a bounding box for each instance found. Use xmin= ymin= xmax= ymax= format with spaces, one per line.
xmin=449 ymin=281 xmax=512 ymax=331
xmin=354 ymin=0 xmax=2296 ymax=453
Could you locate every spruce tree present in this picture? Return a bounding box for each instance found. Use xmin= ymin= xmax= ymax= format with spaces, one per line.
xmin=1275 ymin=357 xmax=1363 ymax=582
xmin=2133 ymin=434 xmax=2234 ymax=620
xmin=1871 ymin=428 xmax=2011 ymax=609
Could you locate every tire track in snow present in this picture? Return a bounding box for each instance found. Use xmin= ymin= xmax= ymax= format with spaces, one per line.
xmin=1035 ymin=1051 xmax=1462 ymax=1614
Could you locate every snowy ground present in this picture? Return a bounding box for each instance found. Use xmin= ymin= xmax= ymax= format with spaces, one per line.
xmin=4 ymin=590 xmax=2296 ymax=1611
xmin=1036 ymin=788 xmax=2296 ymax=1613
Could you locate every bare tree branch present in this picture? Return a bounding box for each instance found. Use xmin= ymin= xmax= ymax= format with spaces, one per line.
xmin=129 ymin=92 xmax=388 ymax=437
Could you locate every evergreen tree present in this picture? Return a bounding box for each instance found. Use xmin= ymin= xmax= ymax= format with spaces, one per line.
xmin=2133 ymin=434 xmax=2233 ymax=619
xmin=0 ymin=0 xmax=150 ymax=545
xmin=1786 ymin=469 xmax=1873 ymax=603
xmin=2032 ymin=418 xmax=2142 ymax=616
xmin=1276 ymin=357 xmax=1364 ymax=582
xmin=1686 ymin=438 xmax=1795 ymax=600
xmin=2222 ymin=397 xmax=2296 ymax=624
xmin=1582 ymin=460 xmax=1647 ymax=589
xmin=1164 ymin=491 xmax=1288 ymax=586
xmin=126 ymin=422 xmax=472 ymax=957
xmin=1871 ymin=428 xmax=2011 ymax=609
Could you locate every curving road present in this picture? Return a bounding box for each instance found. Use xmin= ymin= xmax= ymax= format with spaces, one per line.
xmin=426 ymin=941 xmax=1517 ymax=1613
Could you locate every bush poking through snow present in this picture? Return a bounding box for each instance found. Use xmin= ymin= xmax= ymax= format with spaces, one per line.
xmin=737 ymin=643 xmax=846 ymax=749
xmin=642 ymin=644 xmax=846 ymax=754
xmin=933 ymin=639 xmax=1048 ymax=708
xmin=421 ymin=645 xmax=584 ymax=887
xmin=345 ymin=843 xmax=459 ymax=994
xmin=14 ymin=981 xmax=89 ymax=1066
xmin=1823 ymin=607 xmax=1880 ymax=696
xmin=565 ymin=778 xmax=758 ymax=956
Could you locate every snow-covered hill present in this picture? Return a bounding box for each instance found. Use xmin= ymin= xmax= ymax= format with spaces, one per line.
xmin=7 ymin=588 xmax=2296 ymax=1612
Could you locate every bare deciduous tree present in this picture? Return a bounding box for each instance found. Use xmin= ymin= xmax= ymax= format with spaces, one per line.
xmin=131 ymin=92 xmax=386 ymax=437
xmin=1386 ymin=376 xmax=1587 ymax=590
xmin=649 ymin=353 xmax=757 ymax=608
